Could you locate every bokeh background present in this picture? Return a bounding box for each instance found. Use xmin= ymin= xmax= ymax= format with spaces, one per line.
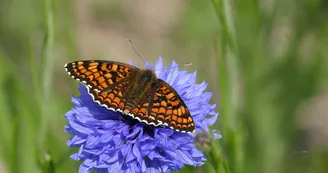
xmin=0 ymin=0 xmax=328 ymax=173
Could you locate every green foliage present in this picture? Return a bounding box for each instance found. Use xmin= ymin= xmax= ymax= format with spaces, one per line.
xmin=0 ymin=0 xmax=327 ymax=172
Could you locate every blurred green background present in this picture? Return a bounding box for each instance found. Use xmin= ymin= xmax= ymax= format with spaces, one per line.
xmin=0 ymin=0 xmax=327 ymax=172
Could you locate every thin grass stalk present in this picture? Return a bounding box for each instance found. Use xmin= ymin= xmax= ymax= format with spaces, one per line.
xmin=11 ymin=115 xmax=19 ymax=173
xmin=39 ymin=0 xmax=55 ymax=148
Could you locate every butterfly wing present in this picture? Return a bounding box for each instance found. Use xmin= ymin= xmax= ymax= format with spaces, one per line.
xmin=87 ymin=80 xmax=131 ymax=112
xmin=64 ymin=60 xmax=139 ymax=92
xmin=131 ymin=79 xmax=195 ymax=133
xmin=152 ymin=79 xmax=195 ymax=133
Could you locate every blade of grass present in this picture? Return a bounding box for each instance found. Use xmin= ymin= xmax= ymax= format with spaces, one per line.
xmin=3 ymin=73 xmax=40 ymax=173
xmin=0 ymin=50 xmax=14 ymax=165
xmin=210 ymin=0 xmax=242 ymax=172
xmin=15 ymin=91 xmax=40 ymax=173
xmin=38 ymin=0 xmax=55 ymax=146
xmin=37 ymin=1 xmax=55 ymax=172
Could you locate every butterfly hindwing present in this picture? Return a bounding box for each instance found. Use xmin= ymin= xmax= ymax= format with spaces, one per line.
xmin=88 ymin=79 xmax=132 ymax=111
xmin=129 ymin=85 xmax=159 ymax=126
xmin=150 ymin=79 xmax=195 ymax=133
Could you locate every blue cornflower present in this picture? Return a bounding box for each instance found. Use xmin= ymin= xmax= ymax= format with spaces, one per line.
xmin=64 ymin=57 xmax=219 ymax=173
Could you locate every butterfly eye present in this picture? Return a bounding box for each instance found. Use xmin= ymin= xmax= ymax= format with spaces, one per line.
xmin=143 ymin=75 xmax=151 ymax=82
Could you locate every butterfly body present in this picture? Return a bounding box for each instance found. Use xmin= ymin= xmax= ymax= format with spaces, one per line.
xmin=121 ymin=69 xmax=156 ymax=114
xmin=65 ymin=60 xmax=195 ymax=133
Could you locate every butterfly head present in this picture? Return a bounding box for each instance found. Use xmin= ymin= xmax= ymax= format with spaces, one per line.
xmin=140 ymin=70 xmax=157 ymax=82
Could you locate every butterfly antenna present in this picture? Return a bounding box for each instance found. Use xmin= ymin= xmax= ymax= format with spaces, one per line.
xmin=183 ymin=62 xmax=192 ymax=67
xmin=127 ymin=39 xmax=146 ymax=63
xmin=152 ymin=62 xmax=193 ymax=73
xmin=127 ymin=39 xmax=192 ymax=70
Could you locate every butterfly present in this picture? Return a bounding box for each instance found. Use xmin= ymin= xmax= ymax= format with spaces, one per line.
xmin=64 ymin=60 xmax=195 ymax=133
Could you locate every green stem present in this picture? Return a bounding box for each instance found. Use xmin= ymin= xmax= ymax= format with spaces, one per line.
xmin=210 ymin=0 xmax=236 ymax=51
xmin=222 ymin=155 xmax=231 ymax=173
xmin=210 ymin=141 xmax=222 ymax=172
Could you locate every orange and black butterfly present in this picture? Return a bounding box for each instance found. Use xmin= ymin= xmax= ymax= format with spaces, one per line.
xmin=64 ymin=60 xmax=195 ymax=133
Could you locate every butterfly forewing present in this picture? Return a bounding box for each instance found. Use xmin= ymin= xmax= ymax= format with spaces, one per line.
xmin=65 ymin=60 xmax=195 ymax=133
xmin=64 ymin=60 xmax=138 ymax=92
